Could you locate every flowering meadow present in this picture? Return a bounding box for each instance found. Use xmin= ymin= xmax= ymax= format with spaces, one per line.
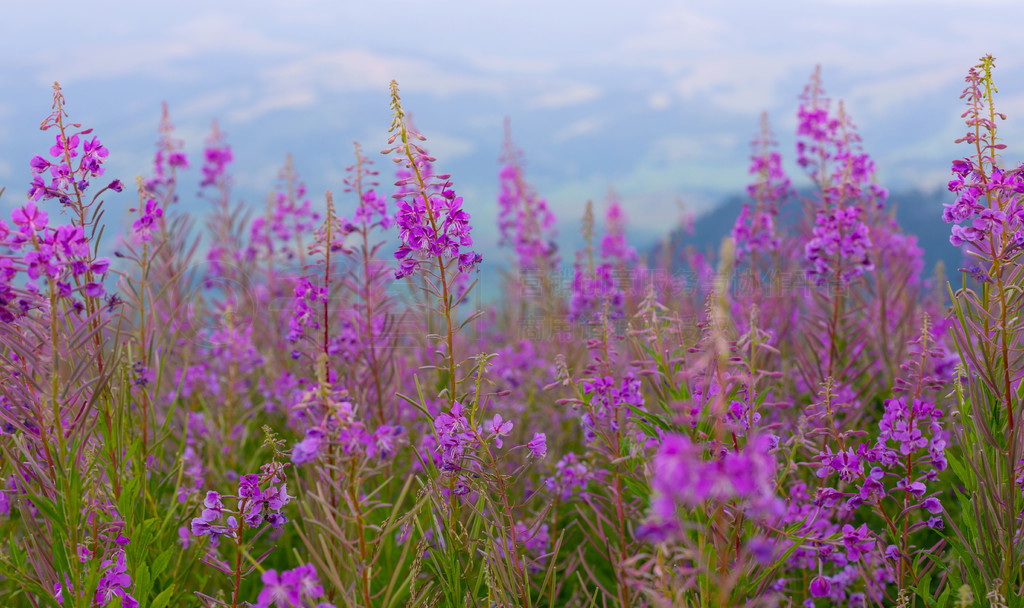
xmin=1 ymin=54 xmax=1023 ymax=607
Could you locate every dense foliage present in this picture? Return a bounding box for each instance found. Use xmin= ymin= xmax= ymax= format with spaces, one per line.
xmin=0 ymin=56 xmax=1018 ymax=607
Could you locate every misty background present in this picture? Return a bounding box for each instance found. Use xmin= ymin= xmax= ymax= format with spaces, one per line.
xmin=2 ymin=0 xmax=1023 ymax=288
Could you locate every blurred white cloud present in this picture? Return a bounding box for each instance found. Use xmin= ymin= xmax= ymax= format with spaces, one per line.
xmin=24 ymin=13 xmax=301 ymax=84
xmin=526 ymin=83 xmax=602 ymax=110
xmin=647 ymin=93 xmax=672 ymax=110
xmin=553 ymin=115 xmax=607 ymax=143
xmin=3 ymin=0 xmax=1024 ymax=236
xmin=227 ymin=89 xmax=318 ymax=124
xmin=420 ymin=132 xmax=476 ymax=163
xmin=261 ymin=48 xmax=507 ymax=98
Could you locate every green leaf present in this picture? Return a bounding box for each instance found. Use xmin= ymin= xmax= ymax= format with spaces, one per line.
xmin=150 ymin=585 xmax=176 ymax=608
xmin=8 ymin=539 xmax=23 ymax=569
xmin=910 ymin=573 xmax=931 ymax=602
xmin=620 ymin=474 xmax=649 ymax=506
xmin=134 ymin=561 xmax=151 ymax=603
xmin=150 ymin=547 xmax=174 ymax=580
xmin=117 ymin=474 xmax=142 ymax=521
xmin=26 ymin=494 xmax=64 ymax=530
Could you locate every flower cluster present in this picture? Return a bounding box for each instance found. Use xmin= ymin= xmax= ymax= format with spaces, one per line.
xmin=643 ymin=433 xmax=781 ymax=540
xmin=131 ymin=198 xmax=164 ymax=243
xmin=815 ymin=446 xmax=863 ymax=483
xmin=804 ymin=206 xmax=873 ymax=286
xmin=178 ymin=412 xmax=210 ymax=503
xmin=384 ymin=82 xmax=481 ymax=280
xmin=29 ymin=127 xmax=117 ymax=205
xmin=578 ymin=373 xmax=644 ymax=443
xmin=497 ymin=161 xmax=559 ymax=272
xmin=491 ymin=520 xmax=551 ymax=570
xmin=190 ymin=463 xmax=292 ymax=547
xmin=854 ymin=396 xmax=947 ymax=520
xmin=600 ymin=201 xmax=638 ymax=266
xmin=199 ymin=124 xmax=233 ymax=189
xmin=877 ymin=397 xmax=945 ymax=465
xmin=287 ymin=276 xmax=328 ymax=343
xmin=732 ymin=203 xmax=780 ymax=263
xmin=489 ymin=340 xmax=558 ymax=405
xmin=433 ymin=401 xmax=476 ymax=471
xmin=249 ymin=157 xmax=323 ymax=262
xmin=54 ymin=548 xmax=140 ymax=608
xmin=945 ymin=163 xmax=1024 ymax=248
xmin=568 ymin=263 xmax=626 ymax=324
xmin=256 ymin=563 xmax=335 ymax=608
xmin=290 ymin=415 xmax=404 ymax=466
xmin=392 ymin=182 xmax=480 ymax=279
xmin=340 ymin=145 xmax=392 ymax=234
xmin=796 ymin=95 xmax=840 ymax=178
xmin=95 ymin=549 xmax=139 ymax=608
xmin=0 ymin=202 xmax=112 ymax=319
xmin=429 ymin=402 xmax=545 ymax=474
xmin=733 ymin=119 xmax=791 ymax=263
xmin=143 ymin=102 xmax=190 ymax=197
xmin=544 ymin=452 xmax=605 ymax=501
xmin=344 ymin=189 xmax=392 ymax=233
xmin=942 ymin=57 xmax=1024 ymax=254
xmin=796 ymin=67 xmax=881 ymax=200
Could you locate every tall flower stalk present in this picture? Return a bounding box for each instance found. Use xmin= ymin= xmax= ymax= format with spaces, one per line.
xmin=383 ymin=80 xmax=481 ymax=407
xmin=944 ymin=54 xmax=1024 ymax=603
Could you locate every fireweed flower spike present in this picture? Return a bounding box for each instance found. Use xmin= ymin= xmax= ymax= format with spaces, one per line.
xmin=95 ymin=549 xmax=140 ymax=608
xmin=144 ymin=101 xmax=190 ymax=199
xmin=732 ymin=113 xmax=791 ymax=266
xmin=132 ymin=198 xmax=164 ymax=242
xmin=796 ymin=72 xmax=874 ymax=288
xmin=2 ymin=85 xmax=116 ymax=332
xmin=190 ymin=460 xmax=293 ymax=606
xmin=942 ymin=55 xmax=1024 ymax=603
xmin=30 ymin=84 xmax=114 ymax=207
xmin=382 ymin=80 xmax=482 ymax=409
xmin=497 ymin=121 xmax=560 ymax=275
xmin=200 ymin=121 xmax=233 ymax=190
xmin=383 ymin=81 xmax=481 ymax=280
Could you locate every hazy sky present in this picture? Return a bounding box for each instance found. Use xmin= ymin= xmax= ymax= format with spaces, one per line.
xmin=2 ymin=0 xmax=1024 ymax=245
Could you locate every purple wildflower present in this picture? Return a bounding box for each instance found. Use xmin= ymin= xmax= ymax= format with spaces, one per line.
xmin=132 ymin=198 xmax=163 ymax=242
xmin=95 ymin=550 xmax=139 ymax=608
xmin=485 ymin=414 xmax=513 ymax=448
xmin=841 ymin=523 xmax=874 ymax=561
xmin=804 ymin=206 xmax=873 ymax=286
xmin=434 ymin=401 xmax=474 ymax=471
xmin=384 ymin=81 xmax=481 ymax=280
xmin=200 ymin=125 xmax=233 ymax=189
xmin=733 ymin=116 xmax=791 ymax=263
xmin=257 ymin=569 xmax=300 ymax=608
xmin=527 ymin=432 xmax=547 ymax=458
xmin=809 ymin=576 xmax=831 ymax=598
xmin=496 ymin=131 xmax=560 ymax=273
xmin=545 ymin=453 xmax=603 ymax=500
xmin=644 ymin=433 xmax=781 ymax=539
xmin=291 ymin=428 xmax=324 ymax=465
xmin=257 ymin=564 xmax=331 ymax=608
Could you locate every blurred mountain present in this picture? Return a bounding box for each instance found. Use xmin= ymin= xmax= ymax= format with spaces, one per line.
xmin=652 ymin=188 xmax=963 ymax=280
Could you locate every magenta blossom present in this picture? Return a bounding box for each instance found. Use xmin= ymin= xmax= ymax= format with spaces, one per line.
xmin=527 ymin=432 xmax=547 ymax=458
xmin=485 ymin=414 xmax=513 ymax=448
